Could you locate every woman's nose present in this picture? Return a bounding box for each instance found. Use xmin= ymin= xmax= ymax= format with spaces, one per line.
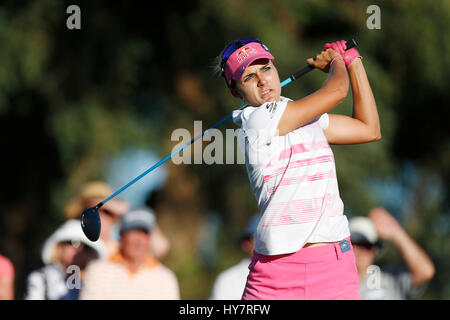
xmin=257 ymin=73 xmax=268 ymax=86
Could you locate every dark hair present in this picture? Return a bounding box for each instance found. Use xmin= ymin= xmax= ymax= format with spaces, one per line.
xmin=212 ymin=45 xmax=242 ymax=91
xmin=212 ymin=51 xmax=236 ymax=89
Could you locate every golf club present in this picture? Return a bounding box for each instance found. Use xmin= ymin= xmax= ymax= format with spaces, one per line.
xmin=81 ymin=38 xmax=358 ymax=241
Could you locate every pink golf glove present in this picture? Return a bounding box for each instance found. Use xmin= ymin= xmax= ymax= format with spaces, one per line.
xmin=324 ymin=40 xmax=361 ymax=67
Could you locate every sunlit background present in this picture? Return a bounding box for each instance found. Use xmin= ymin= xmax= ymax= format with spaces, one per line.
xmin=0 ymin=0 xmax=449 ymax=299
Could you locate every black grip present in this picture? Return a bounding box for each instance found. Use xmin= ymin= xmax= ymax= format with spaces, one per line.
xmin=345 ymin=38 xmax=358 ymax=50
xmin=291 ymin=65 xmax=315 ymax=80
xmin=290 ymin=38 xmax=358 ymax=81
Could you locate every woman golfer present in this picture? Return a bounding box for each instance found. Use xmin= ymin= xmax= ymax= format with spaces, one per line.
xmin=217 ymin=38 xmax=380 ymax=299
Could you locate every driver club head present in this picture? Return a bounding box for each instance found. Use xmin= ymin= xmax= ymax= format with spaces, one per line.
xmin=80 ymin=206 xmax=101 ymax=241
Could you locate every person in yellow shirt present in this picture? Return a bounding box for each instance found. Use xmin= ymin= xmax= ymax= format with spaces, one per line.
xmin=80 ymin=207 xmax=180 ymax=300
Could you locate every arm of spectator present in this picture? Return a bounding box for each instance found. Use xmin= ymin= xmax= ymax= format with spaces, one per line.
xmin=0 ymin=277 xmax=14 ymax=300
xmin=369 ymin=207 xmax=435 ymax=288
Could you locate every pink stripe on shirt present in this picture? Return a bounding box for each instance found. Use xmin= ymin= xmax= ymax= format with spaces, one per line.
xmin=278 ymin=141 xmax=330 ymax=161
xmin=262 ymin=195 xmax=326 ymax=226
xmin=261 ymin=194 xmax=344 ymax=227
xmin=267 ymin=170 xmax=336 ymax=195
xmin=266 ymin=141 xmax=331 ymax=168
xmin=264 ymin=155 xmax=334 ymax=183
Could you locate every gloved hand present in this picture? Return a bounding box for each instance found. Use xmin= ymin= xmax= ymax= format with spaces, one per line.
xmin=306 ymin=48 xmax=343 ymax=73
xmin=324 ymin=40 xmax=361 ymax=67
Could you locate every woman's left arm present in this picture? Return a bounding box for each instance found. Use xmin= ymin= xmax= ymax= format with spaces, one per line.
xmin=324 ymin=58 xmax=381 ymax=144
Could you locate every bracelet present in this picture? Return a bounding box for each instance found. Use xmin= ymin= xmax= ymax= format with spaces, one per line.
xmin=330 ymin=56 xmax=344 ymax=67
xmin=348 ymin=56 xmax=363 ymax=67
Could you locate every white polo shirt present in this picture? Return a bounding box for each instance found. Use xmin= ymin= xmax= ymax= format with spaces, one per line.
xmin=232 ymin=97 xmax=350 ymax=255
xmin=209 ymin=258 xmax=251 ymax=300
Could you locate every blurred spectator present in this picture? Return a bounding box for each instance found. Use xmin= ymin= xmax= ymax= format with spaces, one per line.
xmin=146 ymin=188 xmax=171 ymax=260
xmin=80 ymin=207 xmax=180 ymax=300
xmin=349 ymin=207 xmax=435 ymax=300
xmin=65 ymin=181 xmax=170 ymax=259
xmin=0 ymin=254 xmax=15 ymax=300
xmin=210 ymin=215 xmax=260 ymax=300
xmin=64 ymin=181 xmax=129 ymax=257
xmin=24 ymin=220 xmax=105 ymax=300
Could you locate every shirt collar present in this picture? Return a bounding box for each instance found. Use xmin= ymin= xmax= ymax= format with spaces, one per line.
xmin=109 ymin=250 xmax=160 ymax=274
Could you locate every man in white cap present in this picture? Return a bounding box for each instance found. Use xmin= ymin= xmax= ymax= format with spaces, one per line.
xmin=80 ymin=207 xmax=180 ymax=300
xmin=24 ymin=220 xmax=106 ymax=300
xmin=350 ymin=207 xmax=435 ymax=299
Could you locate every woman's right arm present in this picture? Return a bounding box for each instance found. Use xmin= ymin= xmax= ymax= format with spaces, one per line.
xmin=277 ymin=49 xmax=348 ymax=135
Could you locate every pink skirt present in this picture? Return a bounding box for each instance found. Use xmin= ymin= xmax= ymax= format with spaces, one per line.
xmin=242 ymin=237 xmax=361 ymax=300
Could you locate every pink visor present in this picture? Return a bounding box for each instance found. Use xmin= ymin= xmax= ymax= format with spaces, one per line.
xmin=223 ymin=42 xmax=274 ymax=87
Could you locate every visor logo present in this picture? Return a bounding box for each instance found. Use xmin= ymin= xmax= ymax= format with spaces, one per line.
xmin=237 ymin=46 xmax=257 ymax=63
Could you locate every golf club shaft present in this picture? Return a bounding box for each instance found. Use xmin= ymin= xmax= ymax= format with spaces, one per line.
xmin=98 ymin=38 xmax=358 ymax=207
